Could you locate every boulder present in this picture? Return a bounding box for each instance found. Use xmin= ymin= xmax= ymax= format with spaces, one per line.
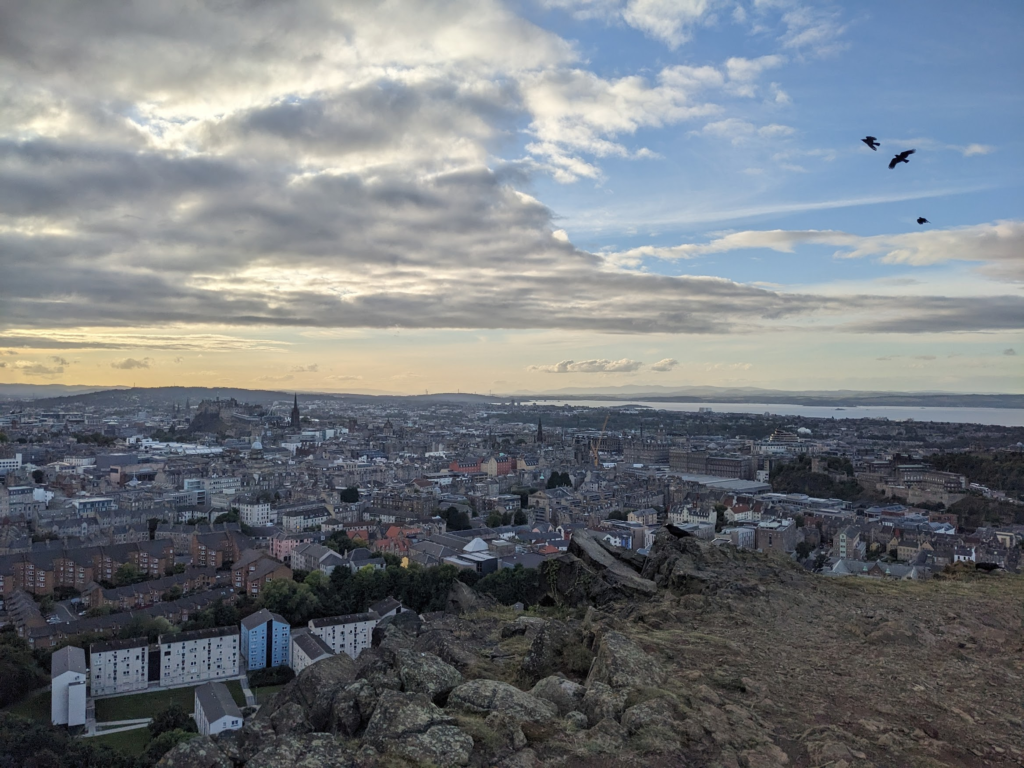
xmin=620 ymin=696 xmax=679 ymax=734
xmin=586 ymin=630 xmax=665 ymax=689
xmin=414 ymin=628 xmax=481 ymax=671
xmin=363 ymin=689 xmax=473 ymax=766
xmin=448 ymin=679 xmax=558 ymax=723
xmin=156 ymin=736 xmax=232 ymax=768
xmin=396 ymin=648 xmax=464 ymax=703
xmin=247 ymin=733 xmax=359 ymax=768
xmin=258 ymin=651 xmax=358 ymax=729
xmin=529 ymin=675 xmax=585 ymax=716
xmin=270 ymin=701 xmax=312 ymax=736
xmin=485 ymin=710 xmax=529 ymax=751
xmin=446 ymin=580 xmax=496 ymax=614
xmin=328 ymin=679 xmax=378 ymax=736
xmin=521 ymin=619 xmax=573 ymax=681
xmin=581 ymin=682 xmax=626 ymax=726
xmin=564 ymin=711 xmax=589 ymax=731
xmin=215 ymin=721 xmax=276 ymax=765
xmin=354 ymin=647 xmax=403 ymax=693
xmin=567 ymin=530 xmax=659 ymax=597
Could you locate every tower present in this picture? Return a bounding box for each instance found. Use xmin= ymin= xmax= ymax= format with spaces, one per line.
xmin=537 ymin=417 xmax=544 ymax=444
xmin=290 ymin=394 xmax=300 ymax=430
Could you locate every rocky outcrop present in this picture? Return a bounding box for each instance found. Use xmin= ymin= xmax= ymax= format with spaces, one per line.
xmin=448 ymin=679 xmax=558 ymax=723
xmin=258 ymin=651 xmax=358 ymax=730
xmin=541 ymin=530 xmax=658 ymax=606
xmin=246 ymin=734 xmax=359 ymax=768
xmin=446 ymin=580 xmax=496 ymax=614
xmin=156 ymin=736 xmax=232 ymax=768
xmin=395 ymin=648 xmax=463 ymax=703
xmin=586 ymin=630 xmax=665 ymax=689
xmin=529 ymin=675 xmax=585 ymax=716
xmin=362 ymin=690 xmax=473 ymax=766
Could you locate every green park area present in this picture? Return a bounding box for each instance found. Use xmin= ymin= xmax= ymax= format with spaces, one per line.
xmin=90 ymin=726 xmax=152 ymax=756
xmin=94 ymin=679 xmax=246 ymax=722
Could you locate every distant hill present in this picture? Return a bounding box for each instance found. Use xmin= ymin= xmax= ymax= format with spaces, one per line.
xmin=0 ymin=383 xmax=127 ymax=400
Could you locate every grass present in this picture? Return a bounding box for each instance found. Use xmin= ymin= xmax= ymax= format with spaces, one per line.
xmin=4 ymin=689 xmax=51 ymax=722
xmin=89 ymin=726 xmax=151 ymax=756
xmin=95 ymin=678 xmax=246 ymax=722
xmin=250 ymin=683 xmax=286 ymax=705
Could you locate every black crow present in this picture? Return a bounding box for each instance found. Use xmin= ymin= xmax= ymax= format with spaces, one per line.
xmin=889 ymin=149 xmax=915 ymax=169
xmin=861 ymin=136 xmax=879 ymax=150
xmin=917 ymin=217 xmax=929 ymax=225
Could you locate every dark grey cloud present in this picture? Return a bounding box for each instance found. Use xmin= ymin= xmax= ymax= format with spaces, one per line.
xmin=1004 ymin=348 xmax=1016 ymax=356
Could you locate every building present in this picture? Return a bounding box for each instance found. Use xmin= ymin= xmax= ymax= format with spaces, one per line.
xmin=231 ymin=550 xmax=292 ymax=597
xmin=834 ymin=525 xmax=862 ymax=560
xmin=290 ymin=394 xmax=301 ymax=431
xmin=159 ymin=626 xmax=239 ymax=687
xmin=240 ymin=609 xmax=290 ymax=670
xmin=756 ymin=519 xmax=797 ymax=554
xmin=90 ymin=637 xmax=150 ymax=696
xmin=194 ymin=681 xmax=243 ymax=737
xmin=51 ymin=646 xmax=87 ymax=727
xmin=308 ymin=612 xmax=378 ymax=659
xmin=290 ymin=627 xmax=334 ymax=674
xmin=238 ymin=501 xmax=273 ymax=527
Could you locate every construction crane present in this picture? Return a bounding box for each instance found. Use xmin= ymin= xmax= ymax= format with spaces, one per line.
xmin=590 ymin=412 xmax=611 ymax=467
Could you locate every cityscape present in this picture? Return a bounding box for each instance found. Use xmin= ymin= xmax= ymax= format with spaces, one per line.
xmin=1 ymin=0 xmax=1022 ymax=766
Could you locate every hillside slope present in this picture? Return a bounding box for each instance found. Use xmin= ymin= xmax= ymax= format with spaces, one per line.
xmin=158 ymin=530 xmax=1024 ymax=768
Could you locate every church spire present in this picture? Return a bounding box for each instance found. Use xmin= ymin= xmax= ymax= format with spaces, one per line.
xmin=537 ymin=417 xmax=544 ymax=444
xmin=290 ymin=393 xmax=300 ymax=430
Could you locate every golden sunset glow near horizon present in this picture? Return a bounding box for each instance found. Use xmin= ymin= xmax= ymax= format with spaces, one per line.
xmin=1 ymin=1 xmax=1021 ymax=396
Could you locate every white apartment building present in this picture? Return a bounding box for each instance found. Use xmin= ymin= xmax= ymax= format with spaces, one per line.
xmin=0 ymin=453 xmax=23 ymax=476
xmin=159 ymin=626 xmax=240 ymax=688
xmin=238 ymin=501 xmax=273 ymax=527
xmin=308 ymin=612 xmax=379 ymax=659
xmin=51 ymin=646 xmax=87 ymax=727
xmin=290 ymin=628 xmax=334 ymax=674
xmin=194 ymin=681 xmax=243 ymax=737
xmin=90 ymin=637 xmax=150 ymax=696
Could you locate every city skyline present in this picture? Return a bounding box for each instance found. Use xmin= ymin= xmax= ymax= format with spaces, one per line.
xmin=1 ymin=0 xmax=1021 ymax=395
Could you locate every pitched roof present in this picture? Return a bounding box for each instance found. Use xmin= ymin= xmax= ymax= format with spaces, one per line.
xmin=240 ymin=608 xmax=288 ymax=631
xmin=195 ymin=681 xmax=242 ymax=723
xmin=51 ymin=645 xmax=87 ymax=677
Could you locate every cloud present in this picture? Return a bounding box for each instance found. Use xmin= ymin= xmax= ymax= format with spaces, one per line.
xmin=543 ymin=0 xmax=717 ymax=48
xmin=962 ymin=144 xmax=994 ymax=157
xmin=111 ymin=357 xmax=152 ymax=370
xmin=14 ymin=360 xmax=64 ymax=377
xmin=697 ymin=118 xmax=795 ymax=144
xmin=612 ymin=221 xmax=1024 ymax=281
xmin=290 ymin=364 xmax=319 ymax=373
xmin=0 ymin=362 xmax=6 ymax=368
xmin=50 ymin=356 xmax=69 ymax=366
xmin=325 ymin=374 xmax=364 ymax=381
xmin=173 ymin=356 xmax=184 ymax=363
xmin=255 ymin=374 xmax=294 ymax=383
xmin=1004 ymin=348 xmax=1017 ymax=356
xmin=649 ymin=358 xmax=679 ymax=371
xmin=529 ymin=359 xmax=644 ymax=373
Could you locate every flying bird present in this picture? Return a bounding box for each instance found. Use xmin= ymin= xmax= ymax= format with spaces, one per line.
xmin=889 ymin=149 xmax=915 ymax=169
xmin=917 ymin=217 xmax=929 ymax=225
xmin=861 ymin=136 xmax=879 ymax=150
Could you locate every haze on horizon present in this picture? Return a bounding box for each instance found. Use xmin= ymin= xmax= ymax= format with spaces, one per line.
xmin=0 ymin=0 xmax=1021 ymax=397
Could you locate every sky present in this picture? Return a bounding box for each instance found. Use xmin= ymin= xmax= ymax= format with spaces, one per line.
xmin=0 ymin=0 xmax=1021 ymax=395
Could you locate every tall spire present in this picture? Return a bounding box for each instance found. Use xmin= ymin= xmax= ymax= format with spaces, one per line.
xmin=290 ymin=393 xmax=300 ymax=430
xmin=537 ymin=417 xmax=544 ymax=444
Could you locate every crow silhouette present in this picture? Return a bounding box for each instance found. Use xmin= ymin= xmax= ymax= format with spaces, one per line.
xmin=861 ymin=136 xmax=879 ymax=150
xmin=917 ymin=217 xmax=929 ymax=225
xmin=889 ymin=149 xmax=915 ymax=169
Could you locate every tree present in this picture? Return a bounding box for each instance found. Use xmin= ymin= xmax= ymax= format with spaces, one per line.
xmin=795 ymin=541 xmax=813 ymax=559
xmin=214 ymin=510 xmax=239 ymax=524
xmin=474 ymin=564 xmax=544 ymax=606
xmin=339 ymin=486 xmax=360 ymax=503
xmin=31 ymin=469 xmax=44 ymax=484
xmin=149 ymin=703 xmax=197 ymax=738
xmin=114 ymin=562 xmax=147 ymax=586
xmin=438 ymin=506 xmax=471 ymax=531
xmin=513 ymin=510 xmax=528 ymax=526
xmin=144 ymin=730 xmax=197 ymax=764
xmin=546 ymin=471 xmax=572 ymax=489
xmin=606 ymin=510 xmax=628 ymax=521
xmin=0 ymin=628 xmax=47 ymax=708
xmin=486 ymin=512 xmax=504 ymax=528
xmin=258 ymin=579 xmax=320 ymax=625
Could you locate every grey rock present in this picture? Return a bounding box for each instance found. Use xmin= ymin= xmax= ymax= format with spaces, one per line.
xmin=448 ymin=679 xmax=557 ymax=723
xmin=363 ymin=689 xmax=472 ymax=766
xmin=257 ymin=651 xmax=358 ymax=730
xmin=529 ymin=675 xmax=585 ymax=716
xmin=446 ymin=580 xmax=496 ymax=615
xmin=586 ymin=630 xmax=665 ymax=689
xmin=247 ymin=733 xmax=359 ymax=768
xmin=621 ymin=695 xmax=679 ymax=734
xmin=521 ymin=619 xmax=573 ymax=681
xmin=485 ymin=710 xmax=529 ymax=751
xmin=328 ymin=679 xmax=378 ymax=736
xmin=565 ymin=710 xmax=589 ymax=731
xmin=215 ymin=720 xmax=276 ymax=764
xmin=270 ymin=701 xmax=311 ymax=736
xmin=581 ymin=681 xmax=626 ymax=726
xmin=396 ymin=648 xmax=464 ymax=703
xmin=156 ymin=736 xmax=231 ymax=768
